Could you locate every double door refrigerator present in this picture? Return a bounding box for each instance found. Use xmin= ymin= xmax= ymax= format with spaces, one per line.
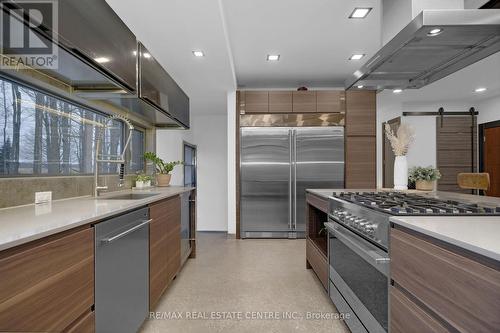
xmin=240 ymin=127 xmax=344 ymax=238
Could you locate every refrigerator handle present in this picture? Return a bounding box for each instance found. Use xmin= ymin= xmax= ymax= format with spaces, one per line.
xmin=293 ymin=129 xmax=297 ymax=230
xmin=288 ymin=129 xmax=293 ymax=230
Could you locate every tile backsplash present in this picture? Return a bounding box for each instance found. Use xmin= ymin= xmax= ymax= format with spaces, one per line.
xmin=0 ymin=175 xmax=135 ymax=209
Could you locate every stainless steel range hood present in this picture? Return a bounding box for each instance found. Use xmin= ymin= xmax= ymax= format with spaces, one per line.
xmin=345 ymin=10 xmax=500 ymax=90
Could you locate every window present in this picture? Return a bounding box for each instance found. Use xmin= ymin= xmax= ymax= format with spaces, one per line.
xmin=128 ymin=128 xmax=145 ymax=173
xmin=0 ymin=76 xmax=146 ymax=176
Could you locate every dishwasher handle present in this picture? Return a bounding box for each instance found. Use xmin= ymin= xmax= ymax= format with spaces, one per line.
xmin=101 ymin=219 xmax=151 ymax=244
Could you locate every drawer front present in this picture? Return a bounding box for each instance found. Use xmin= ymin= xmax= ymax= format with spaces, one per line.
xmin=390 ymin=286 xmax=449 ymax=333
xmin=150 ymin=195 xmax=179 ymax=220
xmin=64 ymin=310 xmax=95 ymax=333
xmin=0 ymin=228 xmax=94 ymax=332
xmin=149 ymin=215 xmax=169 ymax=310
xmin=391 ymin=228 xmax=500 ymax=332
xmin=306 ymin=239 xmax=328 ymax=290
xmin=149 ymin=195 xmax=181 ymax=309
xmin=329 ymin=281 xmax=368 ymax=333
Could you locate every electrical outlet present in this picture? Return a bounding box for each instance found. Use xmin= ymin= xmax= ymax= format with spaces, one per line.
xmin=35 ymin=191 xmax=52 ymax=204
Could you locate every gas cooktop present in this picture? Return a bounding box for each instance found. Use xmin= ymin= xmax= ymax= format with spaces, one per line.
xmin=331 ymin=191 xmax=500 ymax=216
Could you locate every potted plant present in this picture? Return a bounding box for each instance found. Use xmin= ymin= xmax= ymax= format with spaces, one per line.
xmin=135 ymin=174 xmax=152 ymax=189
xmin=408 ymin=166 xmax=441 ymax=191
xmin=385 ymin=123 xmax=415 ymax=190
xmin=144 ymin=152 xmax=182 ymax=187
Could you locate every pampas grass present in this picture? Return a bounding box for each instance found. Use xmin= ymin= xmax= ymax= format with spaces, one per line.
xmin=385 ymin=123 xmax=415 ymax=156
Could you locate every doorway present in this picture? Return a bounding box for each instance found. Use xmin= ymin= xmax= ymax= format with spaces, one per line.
xmin=382 ymin=117 xmax=401 ymax=188
xmin=479 ymin=120 xmax=500 ymax=197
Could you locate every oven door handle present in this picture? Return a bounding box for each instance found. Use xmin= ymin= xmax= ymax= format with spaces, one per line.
xmin=331 ymin=223 xmax=390 ymax=276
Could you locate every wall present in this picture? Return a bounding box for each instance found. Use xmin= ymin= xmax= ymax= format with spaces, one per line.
xmin=191 ymin=113 xmax=228 ymax=231
xmin=477 ymin=95 xmax=500 ymax=125
xmin=226 ymin=91 xmax=237 ymax=235
xmin=464 ymin=0 xmax=490 ymax=8
xmin=157 ymin=112 xmax=229 ymax=232
xmin=156 ymin=129 xmax=193 ymax=186
xmin=376 ymin=90 xmax=482 ymax=187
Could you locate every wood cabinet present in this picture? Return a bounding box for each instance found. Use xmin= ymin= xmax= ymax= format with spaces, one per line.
xmin=269 ymin=91 xmax=293 ymax=113
xmin=391 ymin=226 xmax=500 ymax=332
xmin=0 ymin=227 xmax=94 ymax=332
xmin=344 ymin=90 xmax=377 ymax=188
xmin=345 ymin=91 xmax=376 ymax=136
xmin=241 ymin=91 xmax=269 ymax=113
xmin=317 ymin=91 xmax=345 ymax=113
xmin=345 ymin=136 xmax=376 ymax=188
xmin=293 ymin=91 xmax=317 ymax=113
xmin=64 ymin=311 xmax=95 ymax=333
xmin=390 ymin=287 xmax=448 ymax=333
xmin=239 ymin=90 xmax=348 ymax=114
xmin=149 ymin=195 xmax=181 ymax=310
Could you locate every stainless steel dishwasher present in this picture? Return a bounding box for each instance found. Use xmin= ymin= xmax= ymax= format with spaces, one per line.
xmin=95 ymin=207 xmax=150 ymax=333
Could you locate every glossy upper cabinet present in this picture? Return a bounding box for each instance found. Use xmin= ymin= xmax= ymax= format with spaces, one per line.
xmin=57 ymin=0 xmax=137 ymax=91
xmin=139 ymin=43 xmax=190 ymax=128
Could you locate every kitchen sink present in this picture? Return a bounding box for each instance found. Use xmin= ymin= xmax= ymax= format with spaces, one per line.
xmin=98 ymin=193 xmax=159 ymax=200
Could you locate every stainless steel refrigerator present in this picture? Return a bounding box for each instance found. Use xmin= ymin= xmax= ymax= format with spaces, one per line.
xmin=240 ymin=127 xmax=344 ymax=238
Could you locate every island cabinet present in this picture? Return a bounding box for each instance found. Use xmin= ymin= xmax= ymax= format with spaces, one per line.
xmin=149 ymin=195 xmax=181 ymax=310
xmin=305 ymin=193 xmax=329 ymax=291
xmin=0 ymin=227 xmax=95 ymax=332
xmin=390 ymin=225 xmax=500 ymax=333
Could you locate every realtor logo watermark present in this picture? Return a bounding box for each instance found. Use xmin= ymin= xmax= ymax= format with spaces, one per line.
xmin=0 ymin=0 xmax=58 ymax=69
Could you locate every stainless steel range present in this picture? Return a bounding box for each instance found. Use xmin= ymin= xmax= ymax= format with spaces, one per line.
xmin=325 ymin=191 xmax=500 ymax=333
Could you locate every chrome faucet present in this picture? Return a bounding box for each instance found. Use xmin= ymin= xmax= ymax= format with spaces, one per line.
xmin=94 ymin=115 xmax=134 ymax=197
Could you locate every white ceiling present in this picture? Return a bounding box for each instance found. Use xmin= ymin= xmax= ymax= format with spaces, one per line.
xmin=105 ymin=0 xmax=236 ymax=115
xmin=222 ymin=0 xmax=382 ymax=88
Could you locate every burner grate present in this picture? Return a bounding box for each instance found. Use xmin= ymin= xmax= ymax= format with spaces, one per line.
xmin=332 ymin=191 xmax=500 ymax=216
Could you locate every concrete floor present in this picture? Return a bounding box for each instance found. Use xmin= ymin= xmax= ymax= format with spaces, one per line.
xmin=141 ymin=232 xmax=349 ymax=333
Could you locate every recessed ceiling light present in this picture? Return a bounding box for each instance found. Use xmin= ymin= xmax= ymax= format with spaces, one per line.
xmin=192 ymin=50 xmax=205 ymax=57
xmin=357 ymin=85 xmax=364 ymax=89
xmin=143 ymin=52 xmax=151 ymax=59
xmin=474 ymin=87 xmax=487 ymax=93
xmin=393 ymin=89 xmax=403 ymax=93
xmin=267 ymin=54 xmax=280 ymax=61
xmin=94 ymin=57 xmax=110 ymax=63
xmin=427 ymin=28 xmax=443 ymax=36
xmin=349 ymin=54 xmax=365 ymax=60
xmin=349 ymin=8 xmax=372 ymax=19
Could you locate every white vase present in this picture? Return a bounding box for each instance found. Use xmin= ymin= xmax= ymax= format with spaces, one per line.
xmin=394 ymin=156 xmax=408 ymax=190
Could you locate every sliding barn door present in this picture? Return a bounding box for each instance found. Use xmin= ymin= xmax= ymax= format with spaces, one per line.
xmin=436 ymin=116 xmax=477 ymax=194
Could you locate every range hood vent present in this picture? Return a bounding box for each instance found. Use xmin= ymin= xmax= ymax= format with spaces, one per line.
xmin=345 ymin=10 xmax=500 ymax=90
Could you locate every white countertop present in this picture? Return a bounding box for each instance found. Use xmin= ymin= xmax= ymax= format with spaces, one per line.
xmin=0 ymin=186 xmax=193 ymax=252
xmin=390 ymin=216 xmax=500 ymax=262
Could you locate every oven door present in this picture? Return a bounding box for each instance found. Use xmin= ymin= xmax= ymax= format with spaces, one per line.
xmin=328 ymin=221 xmax=389 ymax=333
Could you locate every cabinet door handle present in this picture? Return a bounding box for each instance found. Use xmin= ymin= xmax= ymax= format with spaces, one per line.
xmin=101 ymin=219 xmax=151 ymax=244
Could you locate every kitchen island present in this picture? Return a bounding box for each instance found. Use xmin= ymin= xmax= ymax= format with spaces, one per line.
xmin=313 ymin=188 xmax=500 ymax=333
